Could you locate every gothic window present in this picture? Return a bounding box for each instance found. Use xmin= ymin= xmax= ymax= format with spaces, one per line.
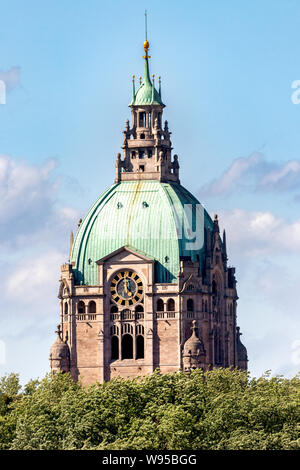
xmin=139 ymin=150 xmax=145 ymax=159
xmin=205 ymin=300 xmax=208 ymax=312
xmin=157 ymin=112 xmax=161 ymax=128
xmin=140 ymin=133 xmax=145 ymax=139
xmin=136 ymin=335 xmax=144 ymax=359
xmin=88 ymin=301 xmax=96 ymax=313
xmin=122 ymin=334 xmax=133 ymax=359
xmin=135 ymin=304 xmax=144 ymax=313
xmin=167 ymin=298 xmax=175 ymax=312
xmin=131 ymin=151 xmax=136 ymax=158
xmin=64 ymin=302 xmax=68 ymax=315
xmin=78 ymin=301 xmax=85 ymax=314
xmin=212 ymin=280 xmax=217 ymax=295
xmin=214 ymin=330 xmax=222 ymax=365
xmin=121 ymin=323 xmax=133 ymax=335
xmin=139 ymin=112 xmax=146 ymax=127
xmin=110 ymin=325 xmax=119 ymax=336
xmin=139 ymin=165 xmax=145 ymax=172
xmin=230 ymin=304 xmax=233 ymax=315
xmin=148 ymin=150 xmax=152 ymax=158
xmin=121 ymin=309 xmax=132 ymax=320
xmin=111 ymin=336 xmax=119 ymax=360
xmin=157 ymin=298 xmax=164 ymax=311
xmin=187 ymin=298 xmax=194 ymax=312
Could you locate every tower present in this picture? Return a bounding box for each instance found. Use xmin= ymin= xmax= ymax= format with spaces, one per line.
xmin=50 ymin=36 xmax=248 ymax=385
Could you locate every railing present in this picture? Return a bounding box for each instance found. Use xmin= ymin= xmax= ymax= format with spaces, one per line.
xmin=76 ymin=314 xmax=97 ymax=321
xmin=110 ymin=312 xmax=144 ymax=321
xmin=155 ymin=311 xmax=177 ymax=319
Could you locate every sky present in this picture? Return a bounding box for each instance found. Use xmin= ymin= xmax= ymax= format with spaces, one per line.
xmin=0 ymin=0 xmax=300 ymax=384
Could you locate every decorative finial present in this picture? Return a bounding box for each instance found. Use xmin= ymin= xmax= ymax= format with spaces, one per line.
xmin=158 ymin=76 xmax=161 ymax=97
xmin=214 ymin=214 xmax=218 ymax=221
xmin=55 ymin=324 xmax=62 ymax=338
xmin=139 ymin=76 xmax=142 ymax=85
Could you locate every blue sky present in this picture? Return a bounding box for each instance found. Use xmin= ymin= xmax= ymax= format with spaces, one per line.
xmin=0 ymin=0 xmax=300 ymax=383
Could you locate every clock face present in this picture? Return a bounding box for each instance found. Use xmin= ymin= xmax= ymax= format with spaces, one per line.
xmin=110 ymin=271 xmax=143 ymax=306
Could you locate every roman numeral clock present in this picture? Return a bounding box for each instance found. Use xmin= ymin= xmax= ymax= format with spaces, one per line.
xmin=110 ymin=271 xmax=144 ymax=306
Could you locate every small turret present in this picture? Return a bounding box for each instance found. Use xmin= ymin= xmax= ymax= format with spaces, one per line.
xmin=182 ymin=320 xmax=206 ymax=371
xmin=49 ymin=325 xmax=70 ymax=374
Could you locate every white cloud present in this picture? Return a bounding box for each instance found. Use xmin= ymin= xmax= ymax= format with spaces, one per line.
xmin=5 ymin=251 xmax=64 ymax=310
xmin=0 ymin=66 xmax=21 ymax=91
xmin=219 ymin=208 xmax=300 ymax=255
xmin=0 ymin=154 xmax=80 ymax=248
xmin=199 ymin=153 xmax=300 ymax=197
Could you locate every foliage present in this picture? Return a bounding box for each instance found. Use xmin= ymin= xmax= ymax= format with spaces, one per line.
xmin=0 ymin=368 xmax=299 ymax=450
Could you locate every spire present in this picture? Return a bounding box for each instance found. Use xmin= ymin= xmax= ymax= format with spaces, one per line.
xmin=132 ymin=75 xmax=136 ymax=102
xmin=129 ymin=14 xmax=164 ymax=107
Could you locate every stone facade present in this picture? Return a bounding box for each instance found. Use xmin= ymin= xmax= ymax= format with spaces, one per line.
xmin=50 ymin=38 xmax=248 ymax=385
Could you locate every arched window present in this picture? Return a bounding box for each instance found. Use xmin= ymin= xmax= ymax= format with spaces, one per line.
xmin=202 ymin=299 xmax=204 ymax=311
xmin=122 ymin=334 xmax=133 ymax=359
xmin=157 ymin=298 xmax=164 ymax=311
xmin=135 ymin=304 xmax=144 ymax=313
xmin=139 ymin=112 xmax=146 ymax=127
xmin=205 ymin=300 xmax=208 ymax=313
xmin=167 ymin=298 xmax=175 ymax=312
xmin=212 ymin=280 xmax=217 ymax=295
xmin=88 ymin=301 xmax=96 ymax=313
xmin=111 ymin=336 xmax=119 ymax=360
xmin=78 ymin=301 xmax=85 ymax=314
xmin=187 ymin=299 xmax=194 ymax=312
xmin=64 ymin=302 xmax=68 ymax=315
xmin=140 ymin=133 xmax=145 ymax=139
xmin=136 ymin=335 xmax=144 ymax=359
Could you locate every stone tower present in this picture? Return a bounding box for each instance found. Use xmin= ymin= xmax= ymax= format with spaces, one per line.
xmin=50 ymin=36 xmax=248 ymax=385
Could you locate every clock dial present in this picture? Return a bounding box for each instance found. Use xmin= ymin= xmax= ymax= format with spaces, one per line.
xmin=110 ymin=271 xmax=143 ymax=306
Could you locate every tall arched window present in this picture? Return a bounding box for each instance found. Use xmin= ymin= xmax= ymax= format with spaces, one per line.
xmin=78 ymin=301 xmax=85 ymax=314
xmin=111 ymin=336 xmax=119 ymax=360
xmin=136 ymin=336 xmax=144 ymax=359
xmin=64 ymin=302 xmax=68 ymax=315
xmin=167 ymin=298 xmax=175 ymax=312
xmin=122 ymin=334 xmax=133 ymax=359
xmin=88 ymin=301 xmax=96 ymax=313
xmin=187 ymin=299 xmax=194 ymax=312
xmin=157 ymin=298 xmax=164 ymax=311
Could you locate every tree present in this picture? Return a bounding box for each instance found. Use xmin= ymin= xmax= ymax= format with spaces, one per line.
xmin=0 ymin=368 xmax=299 ymax=450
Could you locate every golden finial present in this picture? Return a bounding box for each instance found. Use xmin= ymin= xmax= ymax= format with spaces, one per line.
xmin=152 ymin=74 xmax=155 ymax=81
xmin=139 ymin=76 xmax=142 ymax=85
xmin=132 ymin=74 xmax=135 ymax=81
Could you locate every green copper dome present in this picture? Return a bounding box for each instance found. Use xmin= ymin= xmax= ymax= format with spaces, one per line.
xmin=71 ymin=180 xmax=213 ymax=285
xmin=129 ymin=57 xmax=164 ymax=107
